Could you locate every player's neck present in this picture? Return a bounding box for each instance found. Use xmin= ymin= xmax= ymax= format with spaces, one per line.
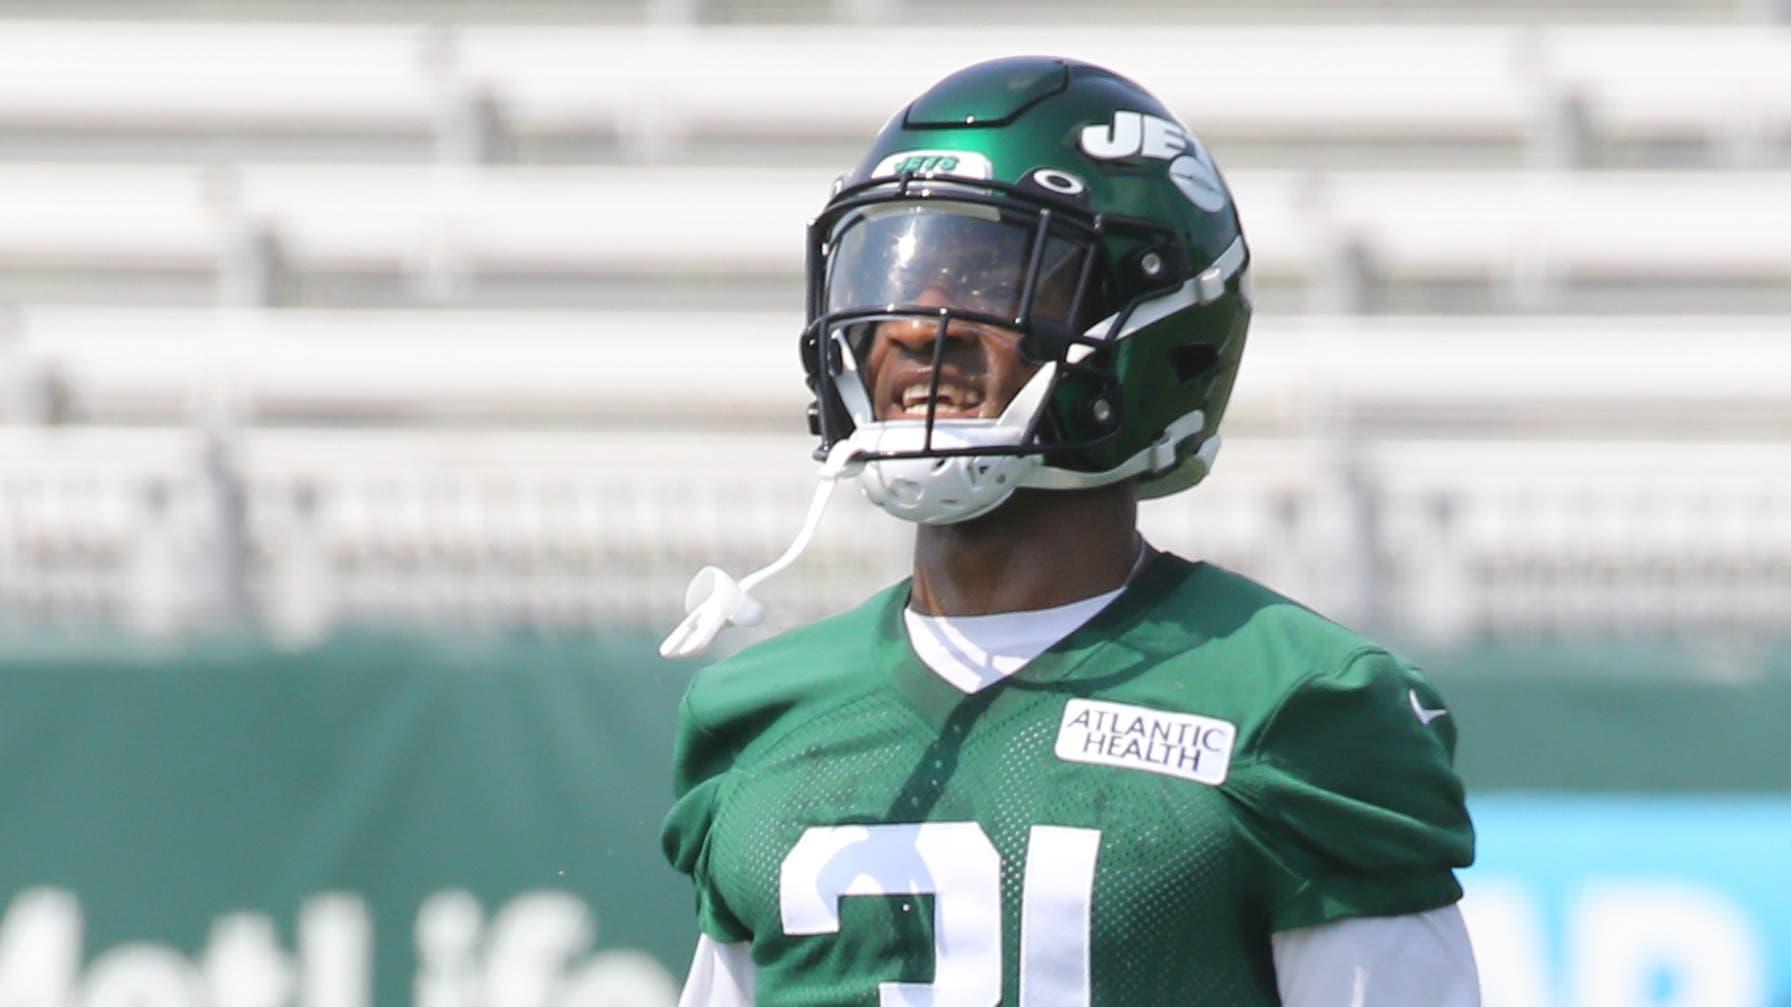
xmin=908 ymin=484 xmax=1140 ymax=617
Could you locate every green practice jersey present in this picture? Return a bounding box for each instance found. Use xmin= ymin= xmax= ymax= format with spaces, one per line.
xmin=662 ymin=554 xmax=1474 ymax=1006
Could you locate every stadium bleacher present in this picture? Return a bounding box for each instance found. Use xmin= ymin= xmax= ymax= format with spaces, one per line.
xmin=3 ymin=308 xmax=1784 ymax=647
xmin=0 ymin=6 xmax=1784 ymax=659
xmin=7 ymin=162 xmax=1791 ymax=314
xmin=1 ymin=22 xmax=1785 ymax=158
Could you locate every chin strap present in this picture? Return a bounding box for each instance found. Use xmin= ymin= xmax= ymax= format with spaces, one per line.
xmin=660 ymin=399 xmax=1215 ymax=657
xmin=659 ymin=441 xmax=864 ymax=659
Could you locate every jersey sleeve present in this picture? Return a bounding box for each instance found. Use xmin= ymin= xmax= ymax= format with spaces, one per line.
xmin=660 ymin=690 xmax=754 ymax=944
xmin=1270 ymin=905 xmax=1480 ymax=1006
xmin=1225 ymin=648 xmax=1476 ymax=931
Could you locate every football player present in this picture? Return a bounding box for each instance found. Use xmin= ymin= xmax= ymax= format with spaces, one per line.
xmin=661 ymin=57 xmax=1478 ymax=1006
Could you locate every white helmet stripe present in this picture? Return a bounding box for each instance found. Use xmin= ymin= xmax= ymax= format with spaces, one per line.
xmin=1081 ymin=234 xmax=1247 ymax=347
xmin=1020 ymin=410 xmax=1211 ymax=492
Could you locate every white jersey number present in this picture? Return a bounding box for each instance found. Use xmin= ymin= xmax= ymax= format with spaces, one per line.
xmin=779 ymin=822 xmax=1101 ymax=1007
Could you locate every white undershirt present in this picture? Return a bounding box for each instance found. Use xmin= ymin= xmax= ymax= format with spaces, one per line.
xmin=902 ymin=586 xmax=1126 ymax=693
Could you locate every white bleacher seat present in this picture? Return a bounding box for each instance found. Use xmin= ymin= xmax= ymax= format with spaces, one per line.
xmin=457 ymin=25 xmax=1534 ymax=146
xmin=232 ymin=164 xmax=827 ymax=274
xmin=1233 ymin=314 xmax=1791 ymax=420
xmin=891 ymin=0 xmax=1739 ymax=21
xmin=461 ymin=23 xmax=1791 ymax=153
xmin=236 ymin=427 xmax=910 ymax=633
xmin=0 ymin=20 xmax=1784 ymax=166
xmin=0 ymin=164 xmax=222 ymax=271
xmin=1366 ymin=438 xmax=1791 ymax=639
xmin=5 ymin=306 xmax=808 ymax=423
xmin=1542 ymin=27 xmax=1791 ymax=146
xmin=3 ymin=163 xmax=1789 ymax=301
xmin=0 ymin=21 xmax=442 ymax=133
xmin=5 ymin=422 xmax=1784 ymax=641
xmin=1316 ymin=171 xmax=1791 ymax=283
xmin=11 ymin=308 xmax=1789 ymax=432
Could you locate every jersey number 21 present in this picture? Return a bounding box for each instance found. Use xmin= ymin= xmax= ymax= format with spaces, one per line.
xmin=780 ymin=822 xmax=1101 ymax=1007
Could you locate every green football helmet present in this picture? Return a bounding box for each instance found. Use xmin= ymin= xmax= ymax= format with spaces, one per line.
xmin=662 ymin=57 xmax=1254 ymax=657
xmin=801 ymin=56 xmax=1252 ymax=525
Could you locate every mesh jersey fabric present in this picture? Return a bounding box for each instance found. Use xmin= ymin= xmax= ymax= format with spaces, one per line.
xmin=662 ymin=553 xmax=1475 ymax=1006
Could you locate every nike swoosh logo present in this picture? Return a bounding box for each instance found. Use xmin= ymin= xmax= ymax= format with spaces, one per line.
xmin=1410 ymin=689 xmax=1449 ymax=725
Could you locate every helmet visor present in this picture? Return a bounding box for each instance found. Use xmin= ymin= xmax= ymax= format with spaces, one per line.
xmin=824 ymin=203 xmax=1090 ymax=330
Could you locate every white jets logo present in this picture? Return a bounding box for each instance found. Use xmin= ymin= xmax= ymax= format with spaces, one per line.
xmin=1078 ymin=110 xmax=1227 ymax=212
xmin=872 ymin=149 xmax=993 ymax=181
xmin=1410 ymin=689 xmax=1450 ymax=725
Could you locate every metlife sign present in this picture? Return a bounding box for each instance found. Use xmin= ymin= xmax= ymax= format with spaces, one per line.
xmin=0 ymin=888 xmax=675 ymax=1007
xmin=1462 ymin=796 xmax=1791 ymax=1007
xmin=0 ymin=635 xmax=693 ymax=1007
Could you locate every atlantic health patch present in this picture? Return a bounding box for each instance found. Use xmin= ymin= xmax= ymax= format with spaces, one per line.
xmin=1054 ymin=699 xmax=1236 ymax=786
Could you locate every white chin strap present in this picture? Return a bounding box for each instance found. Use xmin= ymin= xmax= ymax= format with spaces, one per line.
xmin=657 ymin=365 xmax=1057 ymax=657
xmin=657 ymin=409 xmax=1218 ymax=658
xmin=658 ymin=441 xmax=864 ymax=659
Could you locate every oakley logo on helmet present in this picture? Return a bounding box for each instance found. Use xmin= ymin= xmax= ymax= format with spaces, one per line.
xmin=1080 ymin=110 xmax=1228 ymax=211
xmin=872 ymin=149 xmax=993 ymax=180
xmin=1029 ymin=167 xmax=1087 ymax=196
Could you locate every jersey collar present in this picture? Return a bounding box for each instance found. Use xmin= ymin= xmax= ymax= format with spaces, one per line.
xmin=874 ymin=550 xmax=1196 ymax=731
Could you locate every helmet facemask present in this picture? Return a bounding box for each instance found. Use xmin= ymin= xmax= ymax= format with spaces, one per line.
xmin=803 ymin=175 xmax=1174 ymax=525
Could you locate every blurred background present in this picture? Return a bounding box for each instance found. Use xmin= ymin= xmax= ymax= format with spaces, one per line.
xmin=0 ymin=0 xmax=1786 ymax=1004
